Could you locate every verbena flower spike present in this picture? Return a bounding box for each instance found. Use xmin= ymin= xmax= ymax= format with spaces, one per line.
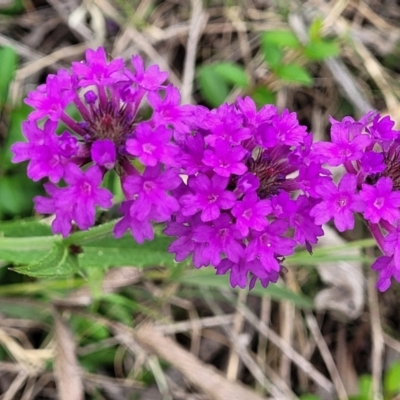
xmin=12 ymin=47 xmax=193 ymax=242
xmin=165 ymin=98 xmax=327 ymax=289
xmin=312 ymin=113 xmax=400 ymax=291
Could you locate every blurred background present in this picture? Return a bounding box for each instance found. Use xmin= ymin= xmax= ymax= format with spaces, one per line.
xmin=1 ymin=0 xmax=400 ymax=399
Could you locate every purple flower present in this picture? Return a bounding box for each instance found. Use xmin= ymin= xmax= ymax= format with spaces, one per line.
xmin=193 ymin=214 xmax=244 ymax=265
xmin=126 ymin=123 xmax=178 ymax=167
xmin=34 ymin=165 xmax=112 ymax=236
xmin=313 ymin=121 xmax=371 ymax=166
xmin=11 ymin=120 xmax=71 ymax=183
xmin=180 ymin=174 xmax=236 ymax=221
xmin=123 ymin=166 xmax=181 ymax=222
xmin=372 ymin=255 xmax=400 ymax=292
xmin=126 ymin=54 xmax=168 ymax=91
xmin=360 ymin=177 xmax=400 ymax=224
xmin=114 ymin=200 xmax=154 ymax=243
xmin=203 ymin=140 xmax=247 ymax=177
xmin=13 ymin=47 xmax=192 ymax=239
xmin=310 ymin=174 xmax=364 ymax=231
xmin=91 ymin=139 xmax=116 ymax=169
xmin=72 ymin=47 xmax=124 ymax=87
xmin=245 ymin=220 xmax=296 ymax=271
xmin=25 ymin=74 xmax=75 ymax=121
xmin=232 ymin=192 xmax=271 ymax=236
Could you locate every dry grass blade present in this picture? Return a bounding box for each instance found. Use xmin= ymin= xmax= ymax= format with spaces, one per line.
xmin=233 ymin=300 xmax=335 ymax=393
xmin=53 ymin=307 xmax=84 ymax=400
xmin=135 ymin=323 xmax=266 ymax=400
xmin=181 ymin=0 xmax=208 ymax=104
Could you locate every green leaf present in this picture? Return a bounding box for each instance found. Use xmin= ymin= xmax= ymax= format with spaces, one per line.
xmin=384 ymin=361 xmax=400 ymax=394
xmin=0 ymin=46 xmax=17 ymax=106
xmin=0 ymin=235 xmax=54 ymax=264
xmin=78 ymin=232 xmax=179 ymax=269
xmin=0 ymin=218 xmax=52 ymax=237
xmin=0 ymin=175 xmax=38 ymax=215
xmin=13 ymin=242 xmax=78 ymax=277
xmin=261 ymin=44 xmax=283 ymax=68
xmin=303 ymin=41 xmax=339 ymax=61
xmin=212 ymin=62 xmax=249 ymax=88
xmin=251 ymin=86 xmax=276 ymax=107
xmin=262 ymin=30 xmax=301 ymax=49
xmin=179 ymin=269 xmax=314 ymax=309
xmin=197 ymin=65 xmax=230 ymax=107
xmin=275 ymin=63 xmax=313 ymax=86
xmin=308 ymin=18 xmax=323 ymax=42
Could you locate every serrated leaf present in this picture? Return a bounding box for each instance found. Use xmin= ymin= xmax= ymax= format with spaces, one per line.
xmin=78 ymin=232 xmax=178 ymax=269
xmin=197 ymin=65 xmax=230 ymax=107
xmin=303 ymin=41 xmax=339 ymax=61
xmin=212 ymin=62 xmax=249 ymax=88
xmin=275 ymin=63 xmax=313 ymax=86
xmin=13 ymin=242 xmax=78 ymax=277
xmin=251 ymin=86 xmax=276 ymax=107
xmin=0 ymin=46 xmax=17 ymax=106
xmin=179 ymin=269 xmax=314 ymax=309
xmin=262 ymin=30 xmax=301 ymax=49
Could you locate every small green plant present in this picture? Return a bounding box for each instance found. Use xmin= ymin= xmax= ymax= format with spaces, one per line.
xmin=197 ymin=18 xmax=340 ymax=108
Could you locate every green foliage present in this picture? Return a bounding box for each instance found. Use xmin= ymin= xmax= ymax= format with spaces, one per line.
xmin=274 ymin=63 xmax=313 ymax=86
xmin=197 ymin=19 xmax=340 ymax=107
xmin=197 ymin=62 xmax=249 ymax=107
xmin=251 ymin=86 xmax=276 ymax=107
xmin=0 ymin=46 xmax=17 ymax=107
xmin=384 ymin=361 xmax=400 ymax=397
xmin=0 ymin=218 xmax=181 ymax=279
xmin=0 ymin=0 xmax=24 ymax=15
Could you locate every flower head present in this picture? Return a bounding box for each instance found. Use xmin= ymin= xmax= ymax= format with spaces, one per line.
xmin=12 ymin=47 xmax=191 ymax=239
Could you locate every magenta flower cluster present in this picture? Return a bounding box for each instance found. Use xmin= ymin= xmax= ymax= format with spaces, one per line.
xmin=312 ymin=113 xmax=400 ymax=291
xmin=11 ymin=47 xmax=400 ymax=291
xmin=12 ymin=47 xmax=193 ymax=241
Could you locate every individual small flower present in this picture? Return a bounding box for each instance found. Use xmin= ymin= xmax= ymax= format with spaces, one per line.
xmin=360 ymin=177 xmax=400 ymax=224
xmin=232 ymin=192 xmax=272 ymax=236
xmin=125 ymin=123 xmax=178 ymax=167
xmin=310 ymin=174 xmax=364 ymax=232
xmin=179 ymin=174 xmax=236 ymax=222
xmin=122 ymin=166 xmax=181 ymax=222
xmin=11 ymin=120 xmax=71 ymax=183
xmin=245 ymin=220 xmax=296 ymax=271
xmin=126 ymin=54 xmax=168 ymax=91
xmin=313 ymin=119 xmax=371 ymax=166
xmin=72 ymin=47 xmax=124 ymax=87
xmin=114 ymin=200 xmax=154 ymax=243
xmin=91 ymin=139 xmax=116 ymax=169
xmin=193 ymin=214 xmax=244 ymax=265
xmin=203 ymin=139 xmax=247 ymax=177
xmin=62 ymin=164 xmax=113 ymax=230
xmin=371 ymin=255 xmax=400 ymax=292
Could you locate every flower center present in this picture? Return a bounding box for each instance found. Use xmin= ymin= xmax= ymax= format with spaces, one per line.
xmin=86 ymin=103 xmax=135 ymax=146
xmin=373 ymin=197 xmax=384 ymax=209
